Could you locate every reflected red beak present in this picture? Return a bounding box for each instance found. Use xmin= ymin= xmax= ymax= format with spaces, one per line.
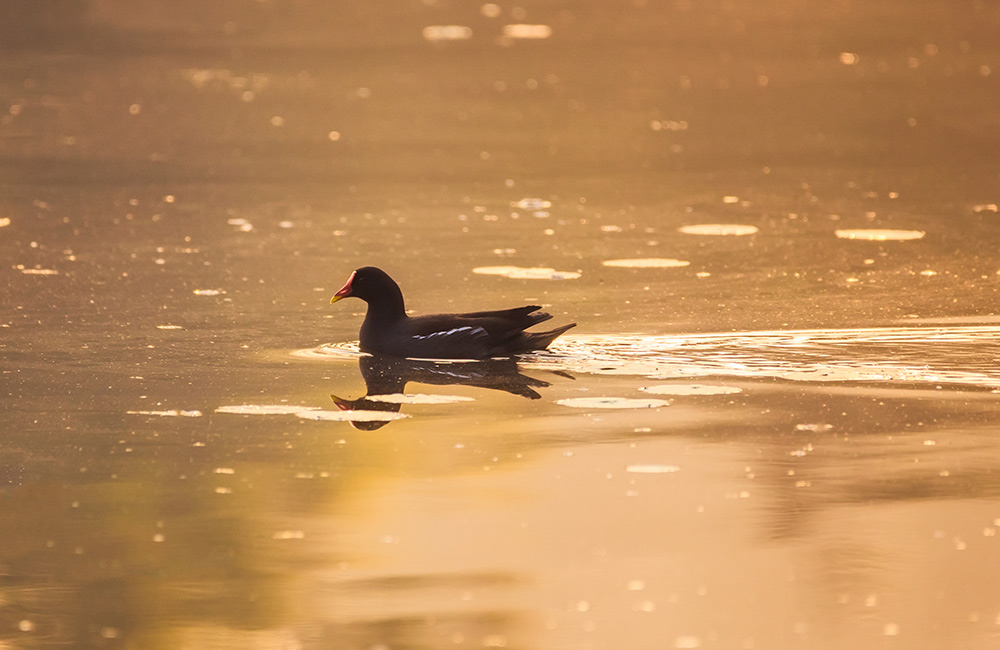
xmin=330 ymin=271 xmax=355 ymax=304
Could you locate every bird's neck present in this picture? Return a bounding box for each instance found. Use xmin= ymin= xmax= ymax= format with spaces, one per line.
xmin=363 ymin=288 xmax=406 ymax=326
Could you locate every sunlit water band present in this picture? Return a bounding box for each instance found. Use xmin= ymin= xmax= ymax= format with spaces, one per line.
xmin=295 ymin=325 xmax=1000 ymax=388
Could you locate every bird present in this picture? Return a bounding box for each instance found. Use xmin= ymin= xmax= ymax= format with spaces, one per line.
xmin=330 ymin=266 xmax=576 ymax=359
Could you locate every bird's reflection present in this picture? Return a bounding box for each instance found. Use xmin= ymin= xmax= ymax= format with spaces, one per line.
xmin=332 ymin=354 xmax=561 ymax=430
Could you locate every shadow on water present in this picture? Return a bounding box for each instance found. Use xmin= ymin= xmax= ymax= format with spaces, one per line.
xmin=331 ymin=354 xmax=564 ymax=430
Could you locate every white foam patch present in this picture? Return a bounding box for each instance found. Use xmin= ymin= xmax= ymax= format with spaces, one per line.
xmin=678 ymin=224 xmax=759 ymax=236
xmin=472 ymin=266 xmax=581 ymax=280
xmin=296 ymin=410 xmax=410 ymax=422
xmin=640 ymin=384 xmax=743 ymax=396
xmin=555 ymin=397 xmax=671 ymax=409
xmin=422 ymin=25 xmax=473 ymax=41
xmin=502 ymin=24 xmax=553 ymax=39
xmin=216 ymin=405 xmax=320 ymax=415
xmin=156 ymin=325 xmax=184 ymax=330
xmin=127 ymin=409 xmax=203 ymax=417
xmin=834 ymin=229 xmax=925 ymax=241
xmin=364 ymin=393 xmax=476 ymax=405
xmin=21 ymin=268 xmax=59 ymax=275
xmin=626 ymin=464 xmax=681 ymax=474
xmin=193 ymin=289 xmax=223 ymax=296
xmin=602 ymin=258 xmax=690 ymax=268
xmin=512 ymin=198 xmax=552 ymax=210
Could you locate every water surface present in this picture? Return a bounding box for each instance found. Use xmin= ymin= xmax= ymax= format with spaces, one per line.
xmin=2 ymin=1 xmax=1000 ymax=648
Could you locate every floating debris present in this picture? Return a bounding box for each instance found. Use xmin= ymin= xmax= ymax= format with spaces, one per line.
xmin=555 ymin=397 xmax=671 ymax=409
xmin=215 ymin=404 xmax=319 ymax=415
xmin=20 ymin=268 xmax=60 ymax=276
xmin=602 ymin=258 xmax=690 ymax=268
xmin=364 ymin=393 xmax=475 ymax=405
xmin=472 ymin=266 xmax=581 ymax=280
xmin=834 ymin=229 xmax=925 ymax=241
xmin=973 ymin=204 xmax=998 ymax=213
xmin=422 ymin=25 xmax=473 ymax=41
xmin=156 ymin=325 xmax=184 ymax=330
xmin=192 ymin=289 xmax=223 ymax=296
xmin=639 ymin=384 xmax=742 ymax=396
xmin=678 ymin=224 xmax=759 ymax=236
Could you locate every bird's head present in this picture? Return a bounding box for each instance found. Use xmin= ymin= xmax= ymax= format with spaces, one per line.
xmin=330 ymin=266 xmax=399 ymax=305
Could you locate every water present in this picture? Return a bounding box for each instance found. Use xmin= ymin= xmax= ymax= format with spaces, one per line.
xmin=3 ymin=1 xmax=1000 ymax=648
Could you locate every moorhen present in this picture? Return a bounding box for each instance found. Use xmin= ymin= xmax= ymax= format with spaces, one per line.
xmin=330 ymin=266 xmax=576 ymax=359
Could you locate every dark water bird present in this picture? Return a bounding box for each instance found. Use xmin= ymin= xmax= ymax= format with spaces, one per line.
xmin=330 ymin=266 xmax=576 ymax=359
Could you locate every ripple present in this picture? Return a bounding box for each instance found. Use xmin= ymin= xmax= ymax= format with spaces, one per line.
xmin=472 ymin=266 xmax=581 ymax=280
xmin=602 ymin=258 xmax=690 ymax=269
xmin=555 ymin=397 xmax=671 ymax=409
xmin=216 ymin=404 xmax=320 ymax=415
xmin=834 ymin=229 xmax=925 ymax=241
xmin=365 ymin=393 xmax=475 ymax=405
xmin=678 ymin=224 xmax=759 ymax=236
xmin=291 ymin=341 xmax=363 ymax=360
xmin=524 ymin=325 xmax=1000 ymax=388
xmin=639 ymin=384 xmax=743 ymax=396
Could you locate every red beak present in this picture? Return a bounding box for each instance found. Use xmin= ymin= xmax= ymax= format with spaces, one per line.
xmin=330 ymin=271 xmax=355 ymax=304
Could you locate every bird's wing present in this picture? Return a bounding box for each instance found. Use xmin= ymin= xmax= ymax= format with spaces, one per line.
xmin=403 ymin=321 xmax=495 ymax=359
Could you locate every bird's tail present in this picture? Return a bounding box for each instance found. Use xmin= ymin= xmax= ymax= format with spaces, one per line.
xmin=523 ymin=322 xmax=576 ymax=351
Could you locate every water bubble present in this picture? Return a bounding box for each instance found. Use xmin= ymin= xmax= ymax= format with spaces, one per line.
xmin=840 ymin=52 xmax=860 ymax=65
